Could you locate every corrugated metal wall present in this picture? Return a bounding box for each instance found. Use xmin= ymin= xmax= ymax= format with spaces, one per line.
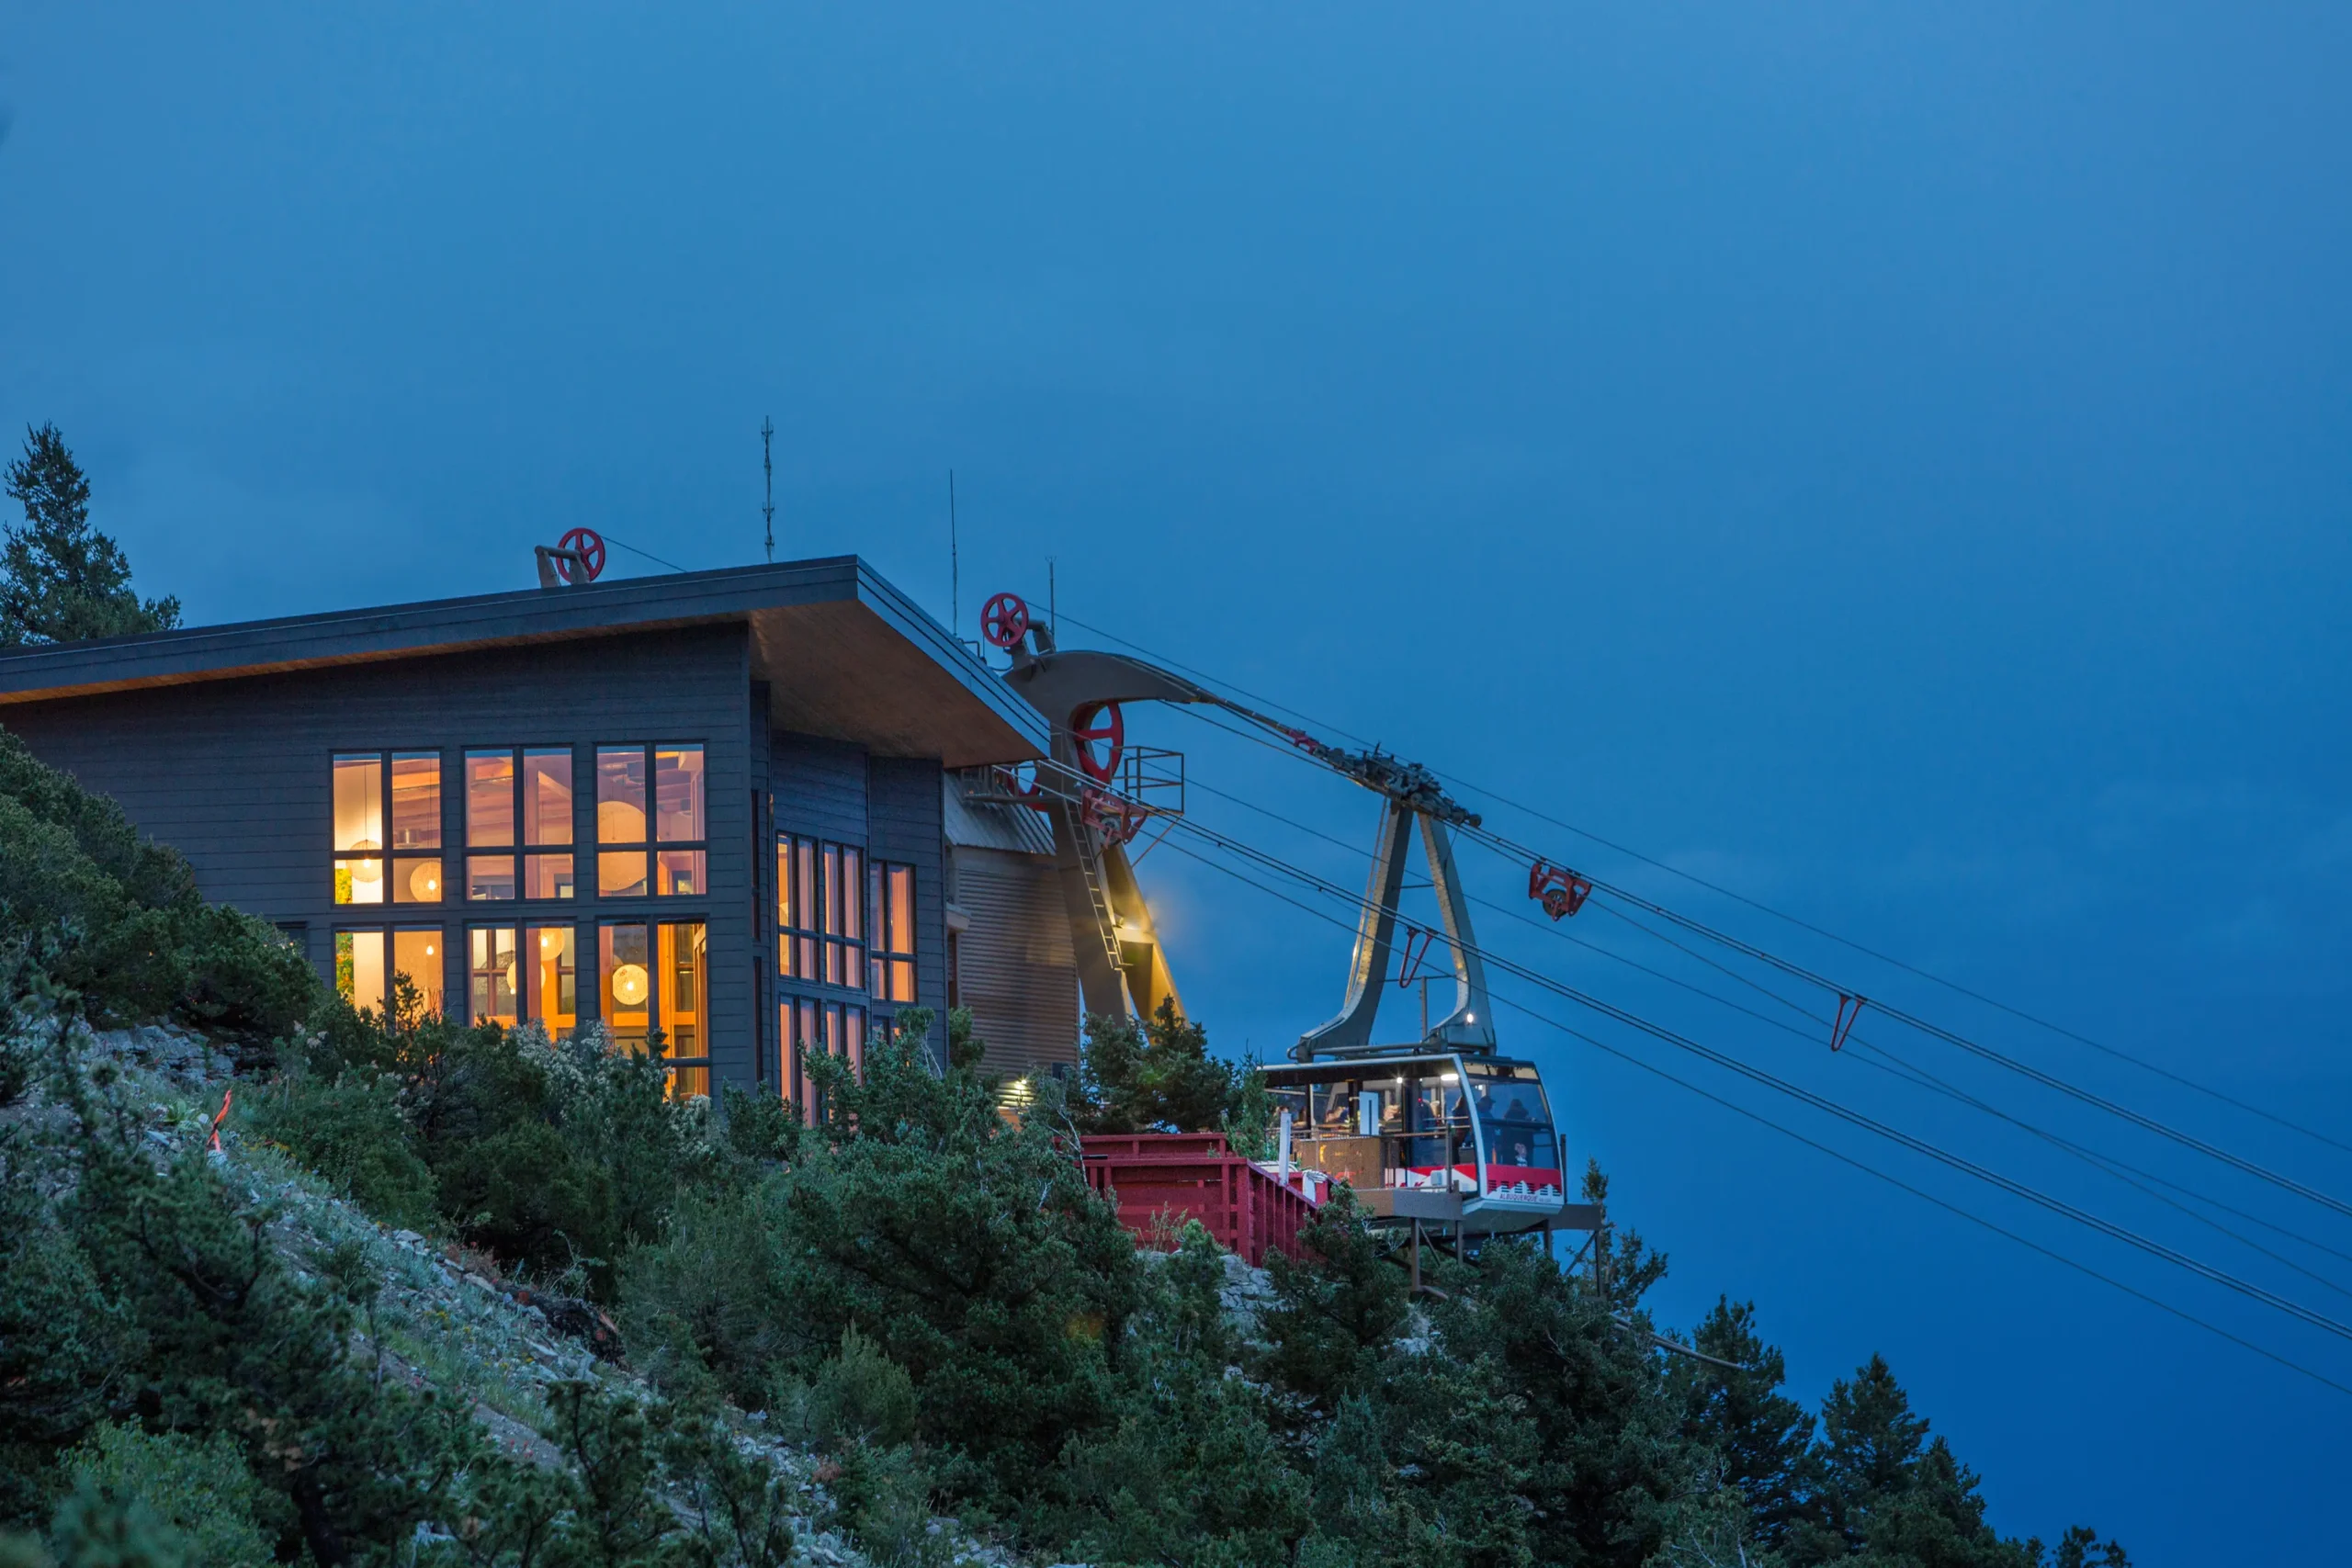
xmin=952 ymin=844 xmax=1080 ymax=1077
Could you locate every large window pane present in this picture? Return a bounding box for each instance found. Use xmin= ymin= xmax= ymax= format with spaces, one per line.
xmin=528 ymin=925 xmax=576 ymax=1032
xmin=467 ymin=855 xmax=515 ymax=901
xmin=775 ymin=839 xmax=792 ymax=928
xmin=469 ymin=927 xmax=518 ymax=1027
xmin=888 ymin=866 xmax=913 ymax=953
xmin=659 ymin=921 xmax=707 ymax=1055
xmin=335 ymin=859 xmax=384 ymax=905
xmin=390 ymin=753 xmax=440 ymax=851
xmin=796 ymin=998 xmax=820 ymax=1118
xmin=797 ymin=842 xmax=815 ymax=941
xmin=524 ymin=853 xmax=575 ymax=899
xmin=841 ymin=848 xmax=862 ymax=941
xmin=596 ymin=747 xmax=647 ymax=843
xmin=523 ymin=749 xmax=573 ymax=846
xmin=333 ymin=755 xmax=382 ymax=852
xmin=598 ymin=851 xmax=648 ymax=897
xmin=655 ymin=745 xmax=705 ymax=841
xmin=656 ymin=850 xmax=704 ymax=897
xmin=391 ymin=929 xmax=444 ymax=1019
xmin=466 ymin=750 xmax=515 ymax=846
xmin=394 ymin=856 xmax=444 ymax=904
xmin=335 ymin=930 xmax=386 ymax=1014
xmin=334 ymin=754 xmax=386 ymax=905
xmin=601 ymin=924 xmax=650 ymax=1045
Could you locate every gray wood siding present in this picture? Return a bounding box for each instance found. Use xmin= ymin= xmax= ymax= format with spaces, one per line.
xmin=0 ymin=626 xmax=760 ymax=1088
xmin=952 ymin=846 xmax=1080 ymax=1076
xmin=867 ymin=756 xmax=947 ymax=1063
xmin=769 ymin=733 xmax=867 ymax=844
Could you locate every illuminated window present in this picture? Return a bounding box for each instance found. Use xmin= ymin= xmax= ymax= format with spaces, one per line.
xmin=524 ymin=749 xmax=575 ymax=897
xmin=784 ymin=995 xmax=865 ymax=1122
xmin=333 ymin=752 xmax=442 ymax=904
xmin=776 ymin=833 xmax=862 ymax=989
xmin=393 ymin=929 xmax=445 ymax=1019
xmin=468 ymin=748 xmax=574 ymax=899
xmin=656 ymin=745 xmax=705 ymax=840
xmin=469 ymin=927 xmax=519 ymax=1027
xmin=335 ymin=930 xmax=387 ymax=1013
xmin=601 ymin=922 xmax=651 ymax=1044
xmin=869 ymin=862 xmax=916 ymax=1003
xmin=466 ymin=751 xmax=515 ymax=844
xmin=600 ymin=919 xmax=707 ymax=1098
xmin=595 ymin=743 xmax=706 ymax=897
xmin=390 ymin=755 xmax=443 ymax=904
xmin=526 ymin=924 xmax=576 ymax=1032
xmin=332 ymin=756 xmax=384 ymax=905
xmin=332 ymin=753 xmax=441 ymax=905
xmin=467 ymin=856 xmax=516 ymax=900
xmin=659 ymin=921 xmax=709 ymax=1100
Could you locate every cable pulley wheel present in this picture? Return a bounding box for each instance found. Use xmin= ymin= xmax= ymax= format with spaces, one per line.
xmin=981 ymin=592 xmax=1031 ymax=649
xmin=557 ymin=527 xmax=607 ymax=582
xmin=1069 ymin=700 xmax=1125 ymax=784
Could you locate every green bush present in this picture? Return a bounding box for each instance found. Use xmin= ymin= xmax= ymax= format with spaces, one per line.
xmin=60 ymin=1426 xmax=274 ymax=1568
xmin=0 ymin=1017 xmax=485 ymax=1560
xmin=287 ymin=1006 xmax=718 ymax=1298
xmin=804 ymin=1326 xmax=920 ymax=1451
xmin=243 ymin=1071 xmax=438 ymax=1232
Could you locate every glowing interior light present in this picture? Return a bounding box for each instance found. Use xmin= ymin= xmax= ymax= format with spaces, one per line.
xmin=351 ymin=841 xmax=383 ymax=883
xmin=409 ymin=863 xmax=440 ymax=899
xmin=611 ymin=963 xmax=650 ymax=1007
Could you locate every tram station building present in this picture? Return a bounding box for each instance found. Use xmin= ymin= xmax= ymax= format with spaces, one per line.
xmin=0 ymin=558 xmax=1069 ymax=1099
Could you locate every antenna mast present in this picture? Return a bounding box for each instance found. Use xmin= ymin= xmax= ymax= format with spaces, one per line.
xmin=949 ymin=469 xmax=959 ymax=639
xmin=761 ymin=416 xmax=775 ymax=563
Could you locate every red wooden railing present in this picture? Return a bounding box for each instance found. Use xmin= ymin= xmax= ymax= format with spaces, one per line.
xmin=1080 ymin=1132 xmax=1322 ymax=1267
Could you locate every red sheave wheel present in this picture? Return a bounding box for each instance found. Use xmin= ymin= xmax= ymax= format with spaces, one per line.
xmin=981 ymin=592 xmax=1031 ymax=649
xmin=557 ymin=527 xmax=606 ymax=582
xmin=1070 ymin=700 xmax=1125 ymax=784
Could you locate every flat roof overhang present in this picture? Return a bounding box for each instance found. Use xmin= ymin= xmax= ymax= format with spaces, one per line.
xmin=0 ymin=557 xmax=1046 ymax=768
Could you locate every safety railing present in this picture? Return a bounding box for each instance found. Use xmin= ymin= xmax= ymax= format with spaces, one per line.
xmin=1080 ymin=1132 xmax=1322 ymax=1268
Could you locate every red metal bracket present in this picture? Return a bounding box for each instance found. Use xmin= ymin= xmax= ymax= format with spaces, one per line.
xmin=1528 ymin=860 xmax=1592 ymax=919
xmin=991 ymin=763 xmax=1054 ymax=812
xmin=1394 ymin=927 xmax=1438 ymax=988
xmin=1830 ymin=994 xmax=1866 ymax=1053
xmin=1081 ymin=786 xmax=1147 ymax=846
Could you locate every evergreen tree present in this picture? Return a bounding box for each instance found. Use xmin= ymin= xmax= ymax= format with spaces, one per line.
xmin=1668 ymin=1298 xmax=1815 ymax=1550
xmin=1 ymin=424 xmax=180 ymax=647
xmin=1813 ymin=1354 xmax=1928 ymax=1534
xmin=1076 ymin=996 xmax=1238 ymax=1135
xmin=1430 ymin=1236 xmax=1688 ymax=1568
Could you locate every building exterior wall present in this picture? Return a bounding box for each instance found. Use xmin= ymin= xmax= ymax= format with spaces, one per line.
xmin=2 ymin=625 xmax=762 ymax=1087
xmin=868 ymin=756 xmax=947 ymax=1058
xmin=949 ymin=844 xmax=1080 ymax=1077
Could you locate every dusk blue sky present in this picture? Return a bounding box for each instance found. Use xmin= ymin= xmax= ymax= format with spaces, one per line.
xmin=6 ymin=5 xmax=2348 ymax=1559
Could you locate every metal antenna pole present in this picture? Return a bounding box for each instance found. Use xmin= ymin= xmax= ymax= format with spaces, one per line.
xmin=948 ymin=469 xmax=959 ymax=639
xmin=761 ymin=416 xmax=775 ymax=563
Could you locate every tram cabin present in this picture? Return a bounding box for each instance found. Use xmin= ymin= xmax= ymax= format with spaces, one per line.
xmin=1262 ymin=1054 xmax=1566 ymax=1233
